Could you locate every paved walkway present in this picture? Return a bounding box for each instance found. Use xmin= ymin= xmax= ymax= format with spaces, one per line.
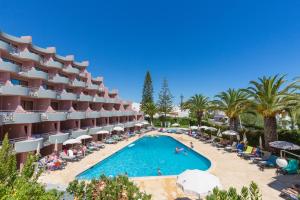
xmin=39 ymin=131 xmax=299 ymax=200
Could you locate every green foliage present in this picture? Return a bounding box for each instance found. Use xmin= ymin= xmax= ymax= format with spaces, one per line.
xmin=243 ymin=75 xmax=298 ymax=118
xmin=206 ymin=182 xmax=262 ymax=200
xmin=142 ymin=102 xmax=157 ymax=124
xmin=157 ymin=78 xmax=173 ymax=126
xmin=141 ymin=71 xmax=154 ymax=111
xmin=0 ymin=134 xmax=62 ymax=200
xmin=184 ymin=94 xmax=210 ymax=126
xmin=67 ymin=175 xmax=151 ymax=200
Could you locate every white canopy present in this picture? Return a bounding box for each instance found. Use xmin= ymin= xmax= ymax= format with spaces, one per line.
xmin=113 ymin=126 xmax=124 ymax=131
xmin=177 ymin=170 xmax=222 ymax=197
xmin=77 ymin=135 xmax=92 ymax=140
xmin=96 ymin=130 xmax=109 ymax=134
xmin=142 ymin=121 xmax=149 ymax=125
xmin=200 ymin=126 xmax=217 ymax=131
xmin=172 ymin=123 xmax=180 ymax=127
xmin=269 ymin=141 xmax=300 ymax=150
xmin=135 ymin=123 xmax=144 ymax=127
xmin=63 ymin=138 xmax=81 ymax=145
xmin=243 ymin=132 xmax=248 ymax=143
xmin=222 ymin=130 xmax=238 ymax=136
xmin=190 ymin=126 xmax=198 ymax=130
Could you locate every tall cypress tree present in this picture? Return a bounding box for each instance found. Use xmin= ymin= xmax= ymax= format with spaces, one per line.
xmin=157 ymin=78 xmax=173 ymax=127
xmin=140 ymin=71 xmax=154 ymax=110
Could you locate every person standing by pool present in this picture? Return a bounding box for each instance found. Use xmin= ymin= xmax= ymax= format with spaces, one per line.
xmin=190 ymin=142 xmax=194 ymax=148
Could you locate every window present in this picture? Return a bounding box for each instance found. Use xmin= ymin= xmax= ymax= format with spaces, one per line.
xmin=11 ymin=79 xmax=28 ymax=87
xmin=51 ymin=102 xmax=59 ymax=111
xmin=21 ymin=100 xmax=33 ymax=111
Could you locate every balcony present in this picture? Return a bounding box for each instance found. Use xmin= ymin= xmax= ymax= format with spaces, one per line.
xmin=29 ymin=87 xmax=57 ymax=99
xmin=66 ymin=111 xmax=86 ymax=120
xmin=48 ymin=132 xmax=69 ymax=144
xmin=14 ymin=137 xmax=44 ymax=153
xmin=87 ymin=83 xmax=99 ymax=90
xmin=13 ymin=51 xmax=41 ymax=63
xmin=0 ymin=111 xmax=41 ymax=125
xmin=0 ymin=40 xmax=12 ymax=52
xmin=86 ymin=111 xmax=101 ymax=118
xmin=48 ymin=74 xmax=69 ymax=84
xmin=56 ymin=90 xmax=77 ymax=101
xmin=19 ymin=68 xmax=48 ymax=80
xmin=70 ymin=79 xmax=86 ymax=88
xmin=94 ymin=96 xmax=106 ymax=103
xmin=40 ymin=111 xmax=67 ymax=122
xmin=88 ymin=126 xmax=102 ymax=135
xmin=77 ymin=93 xmax=93 ymax=102
xmin=0 ymin=61 xmax=19 ymax=73
xmin=70 ymin=129 xmax=88 ymax=138
xmin=43 ymin=60 xmax=63 ymax=69
xmin=99 ymin=110 xmax=111 ymax=117
xmin=0 ymin=84 xmax=29 ymax=96
xmin=124 ymin=121 xmax=136 ymax=128
xmin=62 ymin=65 xmax=80 ymax=74
xmin=123 ymin=111 xmax=136 ymax=116
xmin=103 ymin=125 xmax=114 ymax=132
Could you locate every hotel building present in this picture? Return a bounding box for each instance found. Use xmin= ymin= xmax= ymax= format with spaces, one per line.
xmin=0 ymin=32 xmax=143 ymax=167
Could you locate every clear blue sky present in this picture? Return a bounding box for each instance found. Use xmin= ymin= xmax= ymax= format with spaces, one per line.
xmin=1 ymin=0 xmax=300 ymax=104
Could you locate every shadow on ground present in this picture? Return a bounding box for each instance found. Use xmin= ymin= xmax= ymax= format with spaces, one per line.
xmin=268 ymin=174 xmax=300 ymax=192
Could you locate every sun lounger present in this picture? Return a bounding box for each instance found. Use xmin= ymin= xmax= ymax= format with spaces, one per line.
xmin=277 ymin=159 xmax=299 ymax=175
xmin=243 ymin=147 xmax=261 ymax=160
xmin=224 ymin=142 xmax=237 ymax=152
xmin=238 ymin=146 xmax=253 ymax=157
xmin=280 ymin=184 xmax=300 ymax=200
xmin=59 ymin=152 xmax=78 ymax=162
xmin=257 ymin=155 xmax=278 ymax=171
xmin=251 ymin=151 xmax=271 ymax=163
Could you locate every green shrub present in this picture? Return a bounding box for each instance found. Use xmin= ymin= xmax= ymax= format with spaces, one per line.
xmin=206 ymin=182 xmax=262 ymax=200
xmin=67 ymin=175 xmax=151 ymax=200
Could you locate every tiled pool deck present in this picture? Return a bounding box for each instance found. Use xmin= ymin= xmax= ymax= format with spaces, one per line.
xmin=39 ymin=131 xmax=299 ymax=199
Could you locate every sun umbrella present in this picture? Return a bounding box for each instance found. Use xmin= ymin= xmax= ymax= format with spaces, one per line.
xmin=135 ymin=123 xmax=143 ymax=127
xmin=172 ymin=123 xmax=180 ymax=127
xmin=177 ymin=169 xmax=222 ymax=197
xmin=96 ymin=130 xmax=109 ymax=134
xmin=113 ymin=126 xmax=124 ymax=131
xmin=36 ymin=142 xmax=40 ymax=155
xmin=190 ymin=126 xmax=198 ymax=130
xmin=200 ymin=126 xmax=217 ymax=131
xmin=54 ymin=139 xmax=58 ymax=152
xmin=222 ymin=130 xmax=238 ymax=136
xmin=269 ymin=141 xmax=300 ymax=150
xmin=243 ymin=132 xmax=248 ymax=143
xmin=142 ymin=121 xmax=149 ymax=125
xmin=217 ymin=129 xmax=222 ymax=137
xmin=63 ymin=138 xmax=81 ymax=145
xmin=77 ymin=135 xmax=92 ymax=140
xmin=259 ymin=136 xmax=263 ymax=149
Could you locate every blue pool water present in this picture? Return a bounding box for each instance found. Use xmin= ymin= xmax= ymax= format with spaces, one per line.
xmin=77 ymin=135 xmax=211 ymax=180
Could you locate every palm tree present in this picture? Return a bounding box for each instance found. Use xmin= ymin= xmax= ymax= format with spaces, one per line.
xmin=184 ymin=94 xmax=210 ymax=126
xmin=243 ymin=75 xmax=298 ymax=149
xmin=142 ymin=102 xmax=157 ymax=125
xmin=213 ymin=89 xmax=248 ymax=131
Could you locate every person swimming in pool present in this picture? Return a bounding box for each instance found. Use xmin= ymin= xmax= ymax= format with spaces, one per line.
xmin=157 ymin=168 xmax=162 ymax=176
xmin=175 ymin=147 xmax=184 ymax=153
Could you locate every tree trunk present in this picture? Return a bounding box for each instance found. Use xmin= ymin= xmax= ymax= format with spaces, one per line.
xmin=264 ymin=116 xmax=278 ymax=150
xmin=229 ymin=117 xmax=239 ymax=131
xmin=197 ymin=111 xmax=203 ymax=126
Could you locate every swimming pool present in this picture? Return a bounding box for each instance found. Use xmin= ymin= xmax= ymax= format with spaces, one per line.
xmin=77 ymin=135 xmax=211 ymax=180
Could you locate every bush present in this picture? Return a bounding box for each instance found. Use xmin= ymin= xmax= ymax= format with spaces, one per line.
xmin=67 ymin=175 xmax=151 ymax=200
xmin=206 ymin=182 xmax=262 ymax=200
